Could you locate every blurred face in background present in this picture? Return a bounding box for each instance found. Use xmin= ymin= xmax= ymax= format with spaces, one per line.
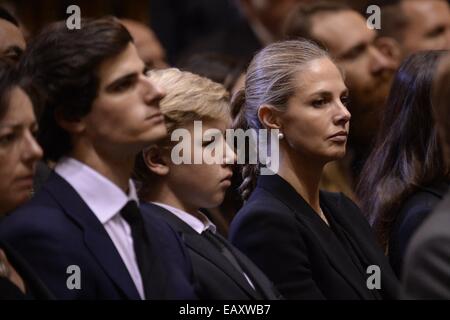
xmin=400 ymin=0 xmax=450 ymax=56
xmin=0 ymin=87 xmax=42 ymax=215
xmin=311 ymin=10 xmax=397 ymax=147
xmin=241 ymin=0 xmax=309 ymax=37
xmin=0 ymin=18 xmax=25 ymax=63
xmin=121 ymin=19 xmax=168 ymax=69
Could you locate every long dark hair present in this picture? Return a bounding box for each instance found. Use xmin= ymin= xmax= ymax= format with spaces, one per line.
xmin=357 ymin=50 xmax=449 ymax=249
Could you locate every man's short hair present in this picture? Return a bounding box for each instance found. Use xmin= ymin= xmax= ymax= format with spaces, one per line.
xmin=283 ymin=1 xmax=349 ymax=43
xmin=372 ymin=0 xmax=409 ymax=41
xmin=19 ymin=17 xmax=133 ymax=162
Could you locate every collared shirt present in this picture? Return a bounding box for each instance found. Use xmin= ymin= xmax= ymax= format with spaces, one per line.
xmin=152 ymin=202 xmax=216 ymax=235
xmin=55 ymin=157 xmax=145 ymax=299
xmin=151 ymin=202 xmax=255 ymax=290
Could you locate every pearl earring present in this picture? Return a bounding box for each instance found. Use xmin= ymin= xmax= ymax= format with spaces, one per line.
xmin=278 ymin=132 xmax=284 ymax=140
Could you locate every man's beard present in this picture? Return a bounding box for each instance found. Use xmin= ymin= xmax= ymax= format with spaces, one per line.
xmin=348 ymin=73 xmax=394 ymax=149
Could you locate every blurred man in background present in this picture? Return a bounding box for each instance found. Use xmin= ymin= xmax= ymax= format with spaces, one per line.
xmin=121 ymin=19 xmax=168 ymax=69
xmin=378 ymin=0 xmax=450 ymax=59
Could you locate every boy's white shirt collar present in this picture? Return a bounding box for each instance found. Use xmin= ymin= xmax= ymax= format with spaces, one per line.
xmin=151 ymin=202 xmax=217 ymax=235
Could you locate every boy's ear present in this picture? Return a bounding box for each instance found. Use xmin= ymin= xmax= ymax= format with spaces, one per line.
xmin=54 ymin=108 xmax=85 ymax=133
xmin=258 ymin=104 xmax=282 ymax=130
xmin=142 ymin=145 xmax=170 ymax=176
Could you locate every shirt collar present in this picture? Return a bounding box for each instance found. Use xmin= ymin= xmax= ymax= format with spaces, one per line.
xmin=55 ymin=157 xmax=138 ymax=224
xmin=152 ymin=202 xmax=216 ymax=234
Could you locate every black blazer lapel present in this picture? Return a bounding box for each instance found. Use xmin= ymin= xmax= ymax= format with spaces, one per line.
xmin=257 ymin=174 xmax=372 ymax=299
xmin=185 ymin=233 xmax=262 ymax=299
xmin=44 ymin=172 xmax=141 ymax=300
xmin=323 ymin=192 xmax=399 ymax=299
xmin=142 ymin=202 xmax=260 ymax=299
xmin=213 ymin=232 xmax=278 ymax=299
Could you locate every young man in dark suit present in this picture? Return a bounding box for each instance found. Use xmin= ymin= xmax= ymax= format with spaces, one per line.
xmin=0 ymin=18 xmax=197 ymax=300
xmin=134 ymin=68 xmax=280 ymax=300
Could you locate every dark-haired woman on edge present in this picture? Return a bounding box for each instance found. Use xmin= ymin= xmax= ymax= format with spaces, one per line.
xmin=229 ymin=39 xmax=399 ymax=300
xmin=357 ymin=50 xmax=449 ymax=278
xmin=0 ymin=60 xmax=52 ymax=299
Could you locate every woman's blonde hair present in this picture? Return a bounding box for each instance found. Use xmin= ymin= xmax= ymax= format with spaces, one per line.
xmin=231 ymin=39 xmax=329 ymax=200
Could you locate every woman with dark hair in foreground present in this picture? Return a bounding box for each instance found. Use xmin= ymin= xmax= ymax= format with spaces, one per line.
xmin=357 ymin=50 xmax=449 ymax=277
xmin=0 ymin=60 xmax=51 ymax=299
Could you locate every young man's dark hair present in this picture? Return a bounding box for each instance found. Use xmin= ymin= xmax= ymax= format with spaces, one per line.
xmin=283 ymin=1 xmax=349 ymax=43
xmin=19 ymin=17 xmax=132 ymax=162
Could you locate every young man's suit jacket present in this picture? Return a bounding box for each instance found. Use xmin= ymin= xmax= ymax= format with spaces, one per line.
xmin=0 ymin=172 xmax=197 ymax=300
xmin=141 ymin=202 xmax=281 ymax=300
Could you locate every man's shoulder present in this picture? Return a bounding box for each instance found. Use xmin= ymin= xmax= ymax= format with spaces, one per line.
xmin=409 ymin=191 xmax=450 ymax=248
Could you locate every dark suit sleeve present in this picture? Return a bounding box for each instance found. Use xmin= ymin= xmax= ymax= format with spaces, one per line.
xmin=0 ymin=212 xmax=95 ymax=300
xmin=229 ymin=207 xmax=326 ymax=299
xmin=403 ymin=233 xmax=450 ymax=299
xmin=390 ymin=204 xmax=432 ymax=276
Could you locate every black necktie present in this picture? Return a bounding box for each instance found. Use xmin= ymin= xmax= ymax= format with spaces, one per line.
xmin=202 ymin=229 xmax=249 ymax=281
xmin=120 ymin=200 xmax=152 ymax=299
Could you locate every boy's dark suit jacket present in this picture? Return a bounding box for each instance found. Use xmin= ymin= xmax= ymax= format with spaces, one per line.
xmin=229 ymin=174 xmax=399 ymax=300
xmin=0 ymin=172 xmax=197 ymax=300
xmin=141 ymin=202 xmax=280 ymax=300
xmin=0 ymin=241 xmax=53 ymax=300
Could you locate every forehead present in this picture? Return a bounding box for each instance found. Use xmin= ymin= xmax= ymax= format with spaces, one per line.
xmin=402 ymin=0 xmax=450 ymax=31
xmin=0 ymin=19 xmax=26 ymax=52
xmin=293 ymin=58 xmax=346 ymax=94
xmin=1 ymin=87 xmax=34 ymax=124
xmin=96 ymin=42 xmax=144 ymax=87
xmin=311 ymin=10 xmax=375 ymax=56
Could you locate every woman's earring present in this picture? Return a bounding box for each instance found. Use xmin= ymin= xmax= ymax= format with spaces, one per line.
xmin=278 ymin=132 xmax=284 ymax=140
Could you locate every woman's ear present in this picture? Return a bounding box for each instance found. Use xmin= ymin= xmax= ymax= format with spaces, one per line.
xmin=258 ymin=104 xmax=282 ymax=130
xmin=54 ymin=108 xmax=85 ymax=133
xmin=142 ymin=145 xmax=170 ymax=176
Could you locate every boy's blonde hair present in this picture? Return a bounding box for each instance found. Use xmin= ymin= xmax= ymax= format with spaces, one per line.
xmin=134 ymin=68 xmax=231 ymax=195
xmin=148 ymin=68 xmax=230 ymax=135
